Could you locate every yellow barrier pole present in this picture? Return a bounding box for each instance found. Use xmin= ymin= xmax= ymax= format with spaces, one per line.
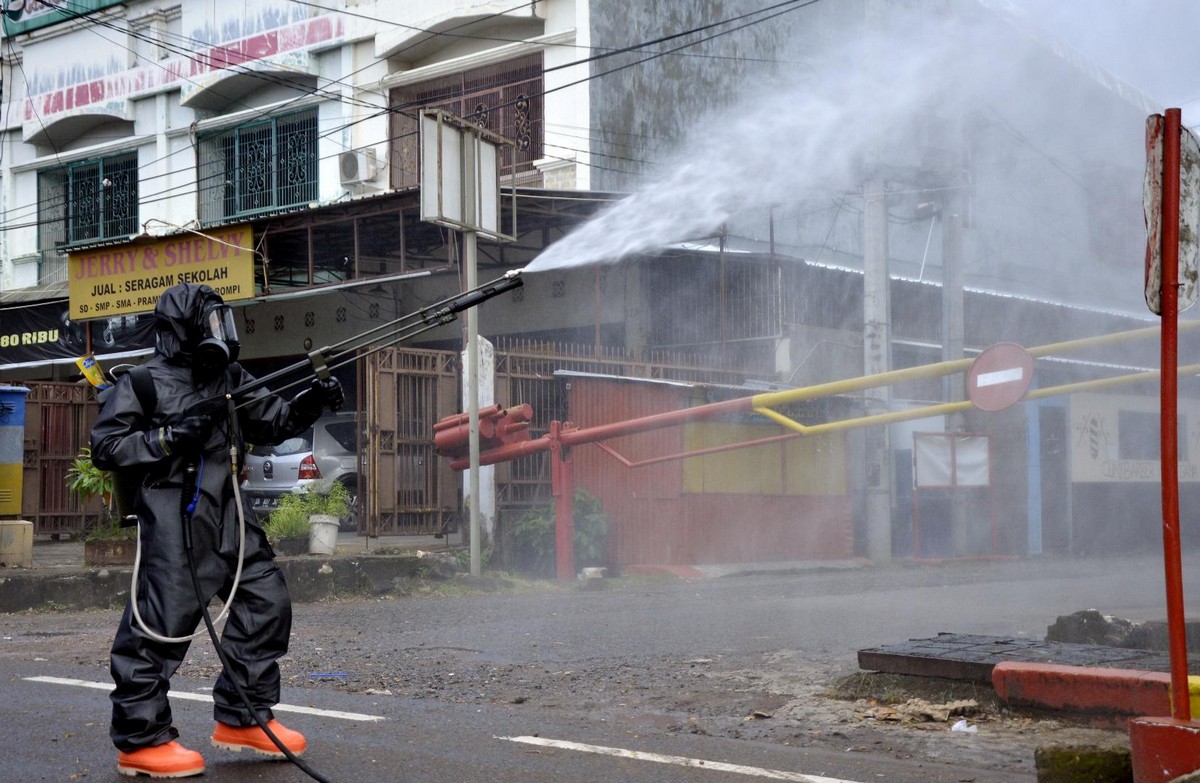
xmin=752 ymin=320 xmax=1200 ymax=414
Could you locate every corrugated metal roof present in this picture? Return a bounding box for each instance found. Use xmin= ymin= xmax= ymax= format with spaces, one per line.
xmin=0 ymin=281 xmax=67 ymax=306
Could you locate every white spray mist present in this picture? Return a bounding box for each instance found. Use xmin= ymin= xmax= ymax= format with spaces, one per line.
xmin=524 ymin=12 xmax=1024 ymax=274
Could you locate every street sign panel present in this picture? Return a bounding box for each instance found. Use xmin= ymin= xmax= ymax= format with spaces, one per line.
xmin=967 ymin=342 xmax=1034 ymax=412
xmin=1144 ymin=113 xmax=1200 ymax=315
xmin=418 ymin=109 xmax=515 ymax=241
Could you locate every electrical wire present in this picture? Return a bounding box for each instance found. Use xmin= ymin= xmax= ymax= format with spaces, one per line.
xmin=11 ymin=0 xmax=798 ymax=189
xmin=0 ymin=1 xmax=819 ymax=235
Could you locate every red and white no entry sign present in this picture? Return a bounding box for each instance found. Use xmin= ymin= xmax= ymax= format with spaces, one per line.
xmin=967 ymin=342 xmax=1034 ymax=412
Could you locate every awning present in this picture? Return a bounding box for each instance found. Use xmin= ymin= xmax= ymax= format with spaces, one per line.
xmin=0 ymin=280 xmax=68 ymax=304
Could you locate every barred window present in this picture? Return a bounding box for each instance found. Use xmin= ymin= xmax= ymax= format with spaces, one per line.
xmin=644 ymin=255 xmax=782 ymax=348
xmin=197 ymin=109 xmax=318 ymax=224
xmin=38 ymin=152 xmax=139 ymax=248
xmin=389 ymin=54 xmax=543 ymax=190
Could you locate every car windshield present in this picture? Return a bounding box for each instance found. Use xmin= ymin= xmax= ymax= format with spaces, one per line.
xmin=248 ymin=430 xmax=314 ymax=457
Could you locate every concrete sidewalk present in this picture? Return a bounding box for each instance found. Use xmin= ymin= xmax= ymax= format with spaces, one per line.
xmin=0 ymin=531 xmax=464 ymax=614
xmin=4 ymin=530 xmax=874 ymax=614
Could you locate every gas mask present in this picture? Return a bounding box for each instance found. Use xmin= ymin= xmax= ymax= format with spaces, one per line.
xmin=192 ymin=303 xmax=240 ymax=381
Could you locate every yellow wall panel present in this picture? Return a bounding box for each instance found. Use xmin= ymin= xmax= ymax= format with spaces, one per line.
xmin=682 ymin=422 xmax=846 ymax=496
xmin=783 ymin=433 xmax=847 ymax=494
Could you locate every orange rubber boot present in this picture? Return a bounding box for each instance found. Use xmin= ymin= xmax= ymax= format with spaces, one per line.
xmin=117 ymin=740 xmax=205 ymax=778
xmin=211 ymin=719 xmax=307 ymax=758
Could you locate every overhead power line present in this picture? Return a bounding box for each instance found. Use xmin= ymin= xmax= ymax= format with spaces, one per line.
xmin=0 ymin=0 xmax=817 ymax=234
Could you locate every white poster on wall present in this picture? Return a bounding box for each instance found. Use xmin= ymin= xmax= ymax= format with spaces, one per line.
xmin=1069 ymin=392 xmax=1200 ymax=483
xmin=913 ymin=433 xmax=990 ymax=488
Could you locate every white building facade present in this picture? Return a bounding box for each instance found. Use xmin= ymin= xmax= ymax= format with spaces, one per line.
xmin=0 ymin=0 xmax=594 ymax=292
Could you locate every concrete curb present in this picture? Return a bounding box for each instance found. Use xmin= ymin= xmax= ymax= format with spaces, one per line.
xmin=991 ymin=662 xmax=1200 ymax=782
xmin=0 ymin=554 xmax=430 ymax=613
xmin=622 ymin=559 xmax=869 ymax=581
xmin=992 ymin=661 xmax=1172 ymax=719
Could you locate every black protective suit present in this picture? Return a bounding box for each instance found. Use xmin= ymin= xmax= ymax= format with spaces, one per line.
xmin=91 ymin=284 xmax=337 ymax=752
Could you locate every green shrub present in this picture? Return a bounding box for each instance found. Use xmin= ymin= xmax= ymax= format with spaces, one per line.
xmin=509 ymin=489 xmax=609 ymax=577
xmin=66 ymin=447 xmax=114 ymax=516
xmin=261 ymin=493 xmax=311 ymax=541
xmin=260 ymin=483 xmax=350 ymax=542
xmin=309 ymin=481 xmax=350 ymax=517
xmin=67 ymin=447 xmax=131 ymax=539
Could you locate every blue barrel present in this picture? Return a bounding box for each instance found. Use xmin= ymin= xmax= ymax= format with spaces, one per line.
xmin=0 ymin=387 xmax=31 ymax=517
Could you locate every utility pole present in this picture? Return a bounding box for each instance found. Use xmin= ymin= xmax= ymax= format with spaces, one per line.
xmin=862 ymin=177 xmax=892 ymax=563
xmin=942 ymin=178 xmax=967 ymax=555
xmin=860 ymin=0 xmax=893 ymax=563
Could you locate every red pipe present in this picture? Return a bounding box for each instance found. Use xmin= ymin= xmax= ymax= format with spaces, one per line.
xmin=448 ymin=393 xmax=760 ymax=470
xmin=1160 ymin=108 xmax=1190 ymax=722
xmin=433 ymin=403 xmax=505 ymax=431
xmin=449 ymin=435 xmax=552 ymax=470
xmin=557 ymin=395 xmax=754 ymax=448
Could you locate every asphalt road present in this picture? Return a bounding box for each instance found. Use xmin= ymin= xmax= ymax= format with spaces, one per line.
xmin=3 ymin=550 xmax=1195 ymax=782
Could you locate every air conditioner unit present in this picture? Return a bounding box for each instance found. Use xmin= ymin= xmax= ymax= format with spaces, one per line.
xmin=339 ymin=148 xmax=379 ymax=185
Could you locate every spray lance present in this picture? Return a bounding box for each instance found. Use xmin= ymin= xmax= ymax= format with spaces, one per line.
xmin=187 ymin=269 xmax=525 ymax=418
xmin=124 ymin=270 xmax=523 ymax=783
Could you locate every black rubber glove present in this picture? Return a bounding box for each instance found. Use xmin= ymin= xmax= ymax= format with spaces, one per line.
xmin=317 ymin=377 xmax=345 ymax=412
xmin=164 ymin=415 xmax=211 ymax=455
xmin=292 ymin=377 xmax=344 ymax=416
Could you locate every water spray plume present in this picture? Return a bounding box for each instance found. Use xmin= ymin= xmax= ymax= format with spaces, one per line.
xmin=523 ymin=14 xmax=1030 ymax=275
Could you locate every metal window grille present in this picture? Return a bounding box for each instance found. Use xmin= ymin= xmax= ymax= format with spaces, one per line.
xmin=783 ymin=264 xmax=863 ymax=331
xmin=37 ymin=152 xmax=138 ymax=247
xmin=644 ymin=255 xmax=783 ymax=348
xmin=389 ymin=54 xmax=543 ymax=190
xmin=198 ymin=109 xmax=318 ymax=224
xmin=37 ymin=253 xmax=67 ymax=285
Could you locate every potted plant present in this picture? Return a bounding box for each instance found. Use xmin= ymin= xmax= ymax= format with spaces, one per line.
xmin=304 ymin=482 xmax=349 ymax=556
xmin=261 ymin=493 xmax=312 ymax=556
xmin=261 ymin=483 xmax=349 ymax=556
xmin=67 ymin=448 xmax=138 ymax=566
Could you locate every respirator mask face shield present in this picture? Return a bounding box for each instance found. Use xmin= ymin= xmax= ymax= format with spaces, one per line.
xmin=192 ymin=304 xmax=241 ymax=381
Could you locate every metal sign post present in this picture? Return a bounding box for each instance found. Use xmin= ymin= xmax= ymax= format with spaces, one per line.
xmin=1145 ymin=109 xmax=1191 ymax=723
xmin=1128 ymin=106 xmax=1200 ymax=783
xmin=420 ymin=110 xmax=515 ymax=576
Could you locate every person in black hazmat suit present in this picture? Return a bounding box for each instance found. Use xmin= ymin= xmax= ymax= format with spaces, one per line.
xmin=91 ymin=283 xmax=343 ymax=779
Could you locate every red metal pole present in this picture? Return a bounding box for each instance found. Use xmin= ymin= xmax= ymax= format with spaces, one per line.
xmin=550 ymin=422 xmax=575 ymax=581
xmin=1160 ymin=108 xmax=1190 ymax=722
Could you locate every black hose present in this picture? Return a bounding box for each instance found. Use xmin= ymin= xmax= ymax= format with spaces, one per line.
xmin=181 ymin=463 xmax=334 ymax=783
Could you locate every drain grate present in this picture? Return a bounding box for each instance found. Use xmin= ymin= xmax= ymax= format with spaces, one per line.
xmin=858 ymin=632 xmax=1178 ymax=683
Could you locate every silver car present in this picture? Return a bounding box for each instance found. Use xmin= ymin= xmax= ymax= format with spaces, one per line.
xmin=240 ymin=412 xmax=360 ymax=531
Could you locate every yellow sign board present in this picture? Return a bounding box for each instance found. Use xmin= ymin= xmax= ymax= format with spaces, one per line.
xmin=68 ymin=226 xmax=256 ymax=319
